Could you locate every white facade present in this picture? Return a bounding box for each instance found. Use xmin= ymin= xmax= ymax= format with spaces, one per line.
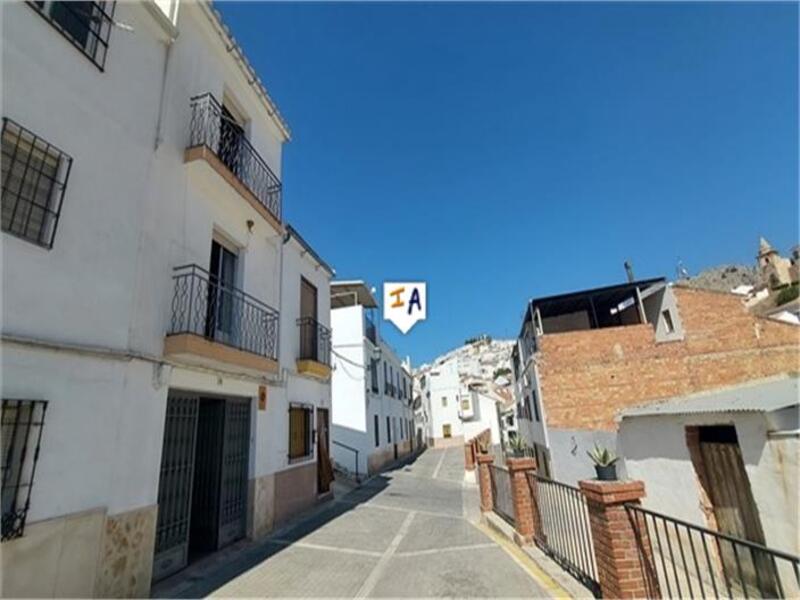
xmin=617 ymin=378 xmax=800 ymax=560
xmin=1 ymin=2 xmax=333 ymax=596
xmin=330 ymin=283 xmax=415 ymax=478
xmin=418 ymin=355 xmax=501 ymax=448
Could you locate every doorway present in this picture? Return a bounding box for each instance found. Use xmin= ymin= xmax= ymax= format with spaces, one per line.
xmin=300 ymin=278 xmax=318 ymax=360
xmin=153 ymin=393 xmax=251 ymax=582
xmin=317 ymin=408 xmax=333 ymax=495
xmin=206 ymin=240 xmax=237 ymax=345
xmin=693 ymin=425 xmax=778 ymax=596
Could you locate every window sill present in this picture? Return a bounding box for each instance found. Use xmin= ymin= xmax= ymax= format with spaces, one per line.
xmin=288 ymin=455 xmax=313 ymax=466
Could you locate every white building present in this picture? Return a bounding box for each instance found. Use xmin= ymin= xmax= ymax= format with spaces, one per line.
xmin=2 ymin=2 xmax=334 ymax=596
xmin=330 ymin=281 xmax=415 ymax=479
xmin=418 ymin=356 xmax=502 ymax=449
xmin=618 ymin=376 xmax=799 ymax=595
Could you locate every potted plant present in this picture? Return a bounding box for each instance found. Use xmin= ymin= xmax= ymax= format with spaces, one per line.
xmin=587 ymin=444 xmax=618 ymax=481
xmin=508 ymin=435 xmax=528 ymax=458
xmin=476 ymin=437 xmax=490 ymax=455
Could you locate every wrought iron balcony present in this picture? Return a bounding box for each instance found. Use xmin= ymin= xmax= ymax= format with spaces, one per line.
xmin=167 ymin=264 xmax=279 ymax=362
xmin=365 ymin=312 xmax=377 ymax=344
xmin=297 ymin=317 xmax=331 ymax=366
xmin=188 ymin=93 xmax=282 ymax=222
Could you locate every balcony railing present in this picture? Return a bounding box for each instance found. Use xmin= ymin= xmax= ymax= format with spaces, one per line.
xmin=188 ymin=93 xmax=282 ymax=222
xmin=168 ymin=264 xmax=279 ymax=360
xmin=297 ymin=317 xmax=331 ymax=366
xmin=365 ymin=313 xmax=377 ymax=344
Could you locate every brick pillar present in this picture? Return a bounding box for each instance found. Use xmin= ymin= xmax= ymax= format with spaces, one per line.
xmin=464 ymin=442 xmax=475 ymax=471
xmin=476 ymin=454 xmax=494 ymax=512
xmin=506 ymin=457 xmax=537 ymax=544
xmin=579 ymin=480 xmax=660 ymax=599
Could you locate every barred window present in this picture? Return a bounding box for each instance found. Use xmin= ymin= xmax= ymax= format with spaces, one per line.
xmin=29 ymin=2 xmax=115 ymax=70
xmin=288 ymin=405 xmax=312 ymax=460
xmin=2 ymin=119 xmax=73 ymax=249
xmin=2 ymin=400 xmax=48 ymax=542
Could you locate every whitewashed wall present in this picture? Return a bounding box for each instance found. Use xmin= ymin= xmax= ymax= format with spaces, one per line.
xmin=619 ymin=412 xmax=799 ymax=556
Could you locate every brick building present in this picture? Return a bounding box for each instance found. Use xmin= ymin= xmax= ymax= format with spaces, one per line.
xmin=511 ymin=279 xmax=799 ymax=484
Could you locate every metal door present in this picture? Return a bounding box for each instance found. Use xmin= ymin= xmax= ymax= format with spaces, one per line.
xmin=153 ymin=394 xmax=199 ymax=582
xmin=190 ymin=399 xmax=224 ymax=553
xmin=217 ymin=398 xmax=250 ymax=548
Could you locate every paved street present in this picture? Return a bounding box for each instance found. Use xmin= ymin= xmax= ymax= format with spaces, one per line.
xmin=155 ymin=447 xmax=553 ymax=598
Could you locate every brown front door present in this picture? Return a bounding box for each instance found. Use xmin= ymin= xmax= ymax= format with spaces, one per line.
xmin=300 ymin=278 xmax=318 ymax=361
xmin=698 ymin=426 xmax=778 ymax=596
xmin=317 ymin=408 xmax=333 ymax=494
xmin=300 ymin=277 xmax=317 ymax=320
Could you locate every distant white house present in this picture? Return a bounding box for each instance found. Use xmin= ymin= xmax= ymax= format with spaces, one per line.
xmin=330 ymin=281 xmax=415 ymax=479
xmin=418 ymin=356 xmax=502 ymax=449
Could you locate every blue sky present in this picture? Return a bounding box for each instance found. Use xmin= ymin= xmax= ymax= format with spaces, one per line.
xmin=217 ymin=1 xmax=798 ymax=365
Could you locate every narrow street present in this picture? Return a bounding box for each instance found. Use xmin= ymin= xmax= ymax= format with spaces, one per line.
xmin=155 ymin=448 xmax=553 ymax=598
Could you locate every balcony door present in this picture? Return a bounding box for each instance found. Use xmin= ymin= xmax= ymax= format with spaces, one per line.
xmin=300 ymin=277 xmax=318 ymax=360
xmin=206 ymin=240 xmax=237 ymax=344
xmin=219 ymin=103 xmax=243 ymax=177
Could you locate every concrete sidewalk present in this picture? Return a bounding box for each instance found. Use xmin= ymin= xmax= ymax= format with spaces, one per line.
xmin=153 ymin=447 xmax=562 ymax=598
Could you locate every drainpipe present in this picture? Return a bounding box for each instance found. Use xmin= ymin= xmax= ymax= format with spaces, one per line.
xmin=154 ymin=36 xmax=176 ymax=151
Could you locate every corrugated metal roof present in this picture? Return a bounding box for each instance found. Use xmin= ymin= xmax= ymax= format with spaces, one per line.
xmin=618 ymin=376 xmax=799 ymax=419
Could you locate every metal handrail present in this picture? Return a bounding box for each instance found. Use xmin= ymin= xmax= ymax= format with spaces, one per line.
xmin=626 ymin=503 xmax=800 ymax=599
xmin=528 ymin=473 xmax=600 ymax=597
xmin=296 ymin=317 xmax=331 ymax=366
xmin=188 ymin=93 xmax=282 ymax=221
xmin=331 ymin=440 xmax=360 ymax=482
xmin=168 ymin=264 xmax=279 ymax=360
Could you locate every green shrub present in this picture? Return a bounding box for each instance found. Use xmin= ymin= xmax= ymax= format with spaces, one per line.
xmin=776 ymin=283 xmax=799 ymax=306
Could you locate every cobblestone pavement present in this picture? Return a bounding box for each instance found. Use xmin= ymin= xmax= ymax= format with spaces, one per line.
xmin=153 ymin=447 xmax=553 ymax=598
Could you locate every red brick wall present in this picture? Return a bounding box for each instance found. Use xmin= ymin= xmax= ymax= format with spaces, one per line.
xmin=538 ymin=287 xmax=800 ymax=431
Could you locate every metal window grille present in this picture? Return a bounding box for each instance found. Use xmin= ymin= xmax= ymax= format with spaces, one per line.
xmin=2 ymin=118 xmax=73 ymax=249
xmin=2 ymin=400 xmax=48 ymax=541
xmin=28 ymin=2 xmax=115 ymax=70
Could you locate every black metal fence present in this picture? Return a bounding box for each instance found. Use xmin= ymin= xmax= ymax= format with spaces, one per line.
xmin=626 ymin=504 xmax=800 ymax=599
xmin=489 ymin=464 xmax=515 ymax=525
xmin=168 ymin=264 xmax=279 ymax=360
xmin=527 ymin=473 xmax=601 ymax=597
xmin=2 ymin=399 xmax=48 ymax=541
xmin=297 ymin=317 xmax=331 ymax=366
xmin=188 ymin=93 xmax=282 ymax=221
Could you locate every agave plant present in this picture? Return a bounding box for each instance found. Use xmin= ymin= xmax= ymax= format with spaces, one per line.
xmin=587 ymin=444 xmax=618 ymax=467
xmin=508 ymin=435 xmax=528 ymax=457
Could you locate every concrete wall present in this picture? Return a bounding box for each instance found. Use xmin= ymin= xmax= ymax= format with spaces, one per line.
xmin=619 ymin=412 xmax=799 ymax=556
xmin=547 ymin=428 xmax=620 ymax=485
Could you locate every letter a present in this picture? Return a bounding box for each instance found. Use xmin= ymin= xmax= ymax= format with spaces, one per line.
xmin=408 ymin=288 xmax=422 ymax=315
